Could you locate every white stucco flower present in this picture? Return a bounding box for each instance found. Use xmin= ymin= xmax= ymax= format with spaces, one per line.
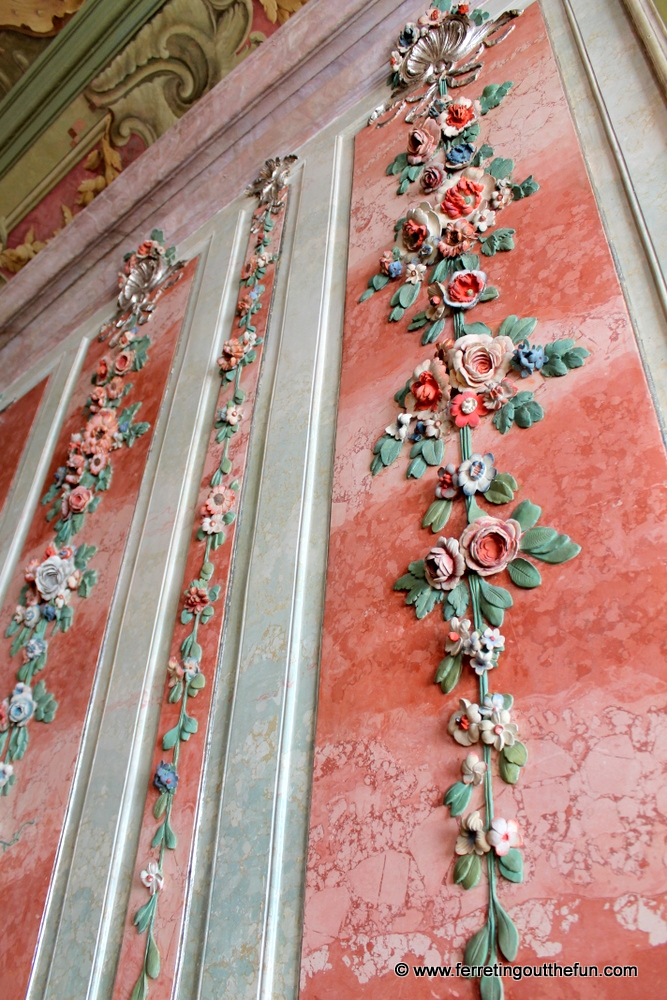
xmin=141 ymin=860 xmax=164 ymax=895
xmin=385 ymin=412 xmax=413 ymax=441
xmin=461 ymin=752 xmax=487 ymax=786
xmin=447 ymin=698 xmax=482 ymax=745
xmin=455 ymin=810 xmax=490 ymax=855
xmin=480 ymin=709 xmax=518 ymax=751
xmin=487 ymin=817 xmax=523 ymax=856
xmin=445 ymin=617 xmax=472 ymax=656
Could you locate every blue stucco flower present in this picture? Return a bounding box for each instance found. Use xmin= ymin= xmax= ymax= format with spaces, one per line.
xmin=512 ymin=340 xmax=545 ymax=378
xmin=154 ymin=761 xmax=179 ymax=793
xmin=446 ymin=143 xmax=475 ymax=169
xmin=24 ymin=637 xmax=47 ymax=661
xmin=8 ymin=683 xmax=36 ymax=727
xmin=457 ymin=452 xmax=496 ymax=496
xmin=398 ymin=22 xmax=419 ymax=50
xmin=54 ymin=466 xmax=67 ymax=487
xmin=22 ymin=605 xmax=41 ymax=629
xmin=42 ymin=605 xmax=57 ymax=621
xmin=428 ymin=99 xmax=447 ymax=118
xmin=387 ymin=260 xmax=404 ymax=279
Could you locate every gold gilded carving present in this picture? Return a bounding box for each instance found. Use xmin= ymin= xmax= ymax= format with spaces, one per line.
xmin=85 ymin=0 xmax=263 ymax=147
xmin=0 ymin=0 xmax=85 ymax=35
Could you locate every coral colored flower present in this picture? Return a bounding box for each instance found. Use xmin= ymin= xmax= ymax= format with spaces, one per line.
xmin=137 ymin=240 xmax=162 ymax=257
xmin=406 ymin=118 xmax=440 ymax=165
xmin=424 ymin=537 xmax=465 ymax=591
xmin=448 ymin=698 xmax=483 ymax=746
xmin=459 ymin=516 xmax=522 ymax=577
xmin=420 ymin=163 xmax=446 ymax=195
xmin=201 ymin=487 xmax=235 ymax=517
xmin=114 ymin=350 xmax=134 ymax=376
xmin=440 ymin=96 xmax=478 ymax=137
xmin=106 ymin=376 xmax=125 ymax=400
xmin=89 ymin=451 xmax=108 ymax=476
xmin=237 ymin=294 xmax=253 ymax=317
xmin=447 ymin=332 xmax=514 ymax=388
xmin=456 ymin=811 xmax=490 ymax=856
xmin=402 ymin=219 xmax=430 ymax=252
xmin=412 ymin=371 xmax=442 ymax=411
xmin=67 ymin=485 xmax=93 ymax=514
xmin=443 ymin=270 xmax=487 ymax=309
xmin=441 ymin=176 xmax=485 ymax=219
xmin=183 ymin=586 xmax=210 ymax=615
xmin=217 ymin=340 xmax=245 ymax=372
xmin=487 ymin=817 xmax=523 ymax=857
xmin=89 ymin=387 xmax=107 ymax=413
xmin=482 ymin=379 xmax=516 ymax=411
xmin=449 ymin=391 xmax=485 ymax=428
xmin=397 ymin=203 xmax=440 ymax=263
xmin=96 ymin=357 xmax=111 ymax=385
xmin=461 ymin=752 xmax=487 ymax=786
xmin=438 ymin=220 xmax=477 ymax=258
xmin=83 ymin=409 xmax=118 ymax=455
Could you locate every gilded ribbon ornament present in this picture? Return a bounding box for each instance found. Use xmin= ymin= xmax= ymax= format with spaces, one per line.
xmin=365 ymin=4 xmax=590 ymax=997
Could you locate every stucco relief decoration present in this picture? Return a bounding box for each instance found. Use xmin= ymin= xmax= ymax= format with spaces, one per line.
xmin=129 ymin=154 xmax=295 ymax=1000
xmin=0 ymin=233 xmax=182 ymax=797
xmin=365 ymin=4 xmax=590 ymax=996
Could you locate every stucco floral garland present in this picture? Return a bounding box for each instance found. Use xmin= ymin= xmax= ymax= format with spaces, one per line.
xmin=130 ymin=158 xmax=294 ymax=1000
xmin=0 ymin=233 xmax=181 ymax=798
xmin=368 ymin=7 xmax=590 ymax=1000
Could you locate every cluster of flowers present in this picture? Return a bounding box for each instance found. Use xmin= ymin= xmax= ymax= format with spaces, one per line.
xmin=199 ymin=485 xmax=236 ymax=537
xmin=217 ymin=327 xmax=258 ymax=372
xmin=448 ymin=690 xmax=518 ymax=750
xmin=456 ymin=810 xmax=522 ymax=859
xmin=424 ymin=513 xmax=521 ymax=589
xmin=443 ymin=618 xmax=505 ymax=676
xmin=387 ymin=331 xmax=544 ymax=445
xmin=0 ymin=683 xmax=37 ymax=740
xmin=18 ymin=544 xmax=81 ymax=616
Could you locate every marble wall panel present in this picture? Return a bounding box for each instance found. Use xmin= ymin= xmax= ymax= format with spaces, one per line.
xmin=0 ymin=378 xmax=48 ymax=515
xmin=300 ymin=4 xmax=667 ymax=998
xmin=0 ymin=256 xmax=198 ymax=1000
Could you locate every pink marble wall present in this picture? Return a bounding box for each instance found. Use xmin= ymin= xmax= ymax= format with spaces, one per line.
xmin=0 ymin=258 xmax=198 ymax=1000
xmin=300 ymin=5 xmax=667 ymax=998
xmin=0 ymin=379 xmax=48 ymax=514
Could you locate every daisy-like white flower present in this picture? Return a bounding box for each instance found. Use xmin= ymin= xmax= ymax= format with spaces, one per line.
xmin=455 ymin=811 xmax=490 ymax=855
xmin=461 ymin=752 xmax=487 ymax=786
xmin=140 ymin=860 xmax=164 ymax=895
xmin=405 ymin=260 xmax=427 ymax=284
xmin=385 ymin=412 xmax=413 ymax=441
xmin=480 ymin=708 xmax=518 ymax=751
xmin=447 ymin=698 xmax=482 ymax=745
xmin=487 ymin=817 xmax=523 ymax=857
xmin=445 ymin=617 xmax=472 ymax=656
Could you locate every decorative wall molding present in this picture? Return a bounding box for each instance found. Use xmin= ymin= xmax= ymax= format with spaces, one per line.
xmin=622 ymin=0 xmax=667 ymax=94
xmin=0 ymin=0 xmax=171 ymax=183
xmin=85 ymin=0 xmax=262 ymax=149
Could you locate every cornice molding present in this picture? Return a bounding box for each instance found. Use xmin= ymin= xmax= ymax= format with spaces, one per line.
xmin=0 ymin=0 xmax=528 ymax=369
xmin=0 ymin=0 xmax=170 ymax=183
xmin=622 ymin=0 xmax=667 ymax=93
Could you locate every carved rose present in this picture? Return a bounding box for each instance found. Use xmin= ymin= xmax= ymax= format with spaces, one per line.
xmin=447 ymin=333 xmax=514 ymax=388
xmin=406 ymin=119 xmax=440 ymax=165
xmin=412 ymin=371 xmax=442 ymax=410
xmin=438 ymin=219 xmax=477 ymax=258
xmin=183 ymin=586 xmax=210 ymax=614
xmin=68 ymin=485 xmax=93 ymax=514
xmin=459 ymin=516 xmax=521 ymax=577
xmin=440 ymin=96 xmax=479 ymax=137
xmin=420 ymin=163 xmax=446 ymax=195
xmin=96 ymin=357 xmax=111 ymax=385
xmin=89 ymin=387 xmax=107 ymax=413
xmin=443 ymin=270 xmax=487 ymax=310
xmin=106 ymin=376 xmax=124 ymax=400
xmin=35 ymin=553 xmax=75 ymax=602
xmin=217 ymin=340 xmax=245 ymax=372
xmin=114 ymin=350 xmax=134 ymax=376
xmin=441 ymin=174 xmax=485 ymax=219
xmin=424 ymin=537 xmax=465 ymax=591
xmin=397 ymin=203 xmax=440 ymax=262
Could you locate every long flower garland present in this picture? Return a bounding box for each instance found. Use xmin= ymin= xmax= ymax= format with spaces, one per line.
xmin=366 ymin=5 xmax=590 ymax=997
xmin=0 ymin=233 xmax=181 ymax=797
xmin=130 ymin=157 xmax=295 ymax=1000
